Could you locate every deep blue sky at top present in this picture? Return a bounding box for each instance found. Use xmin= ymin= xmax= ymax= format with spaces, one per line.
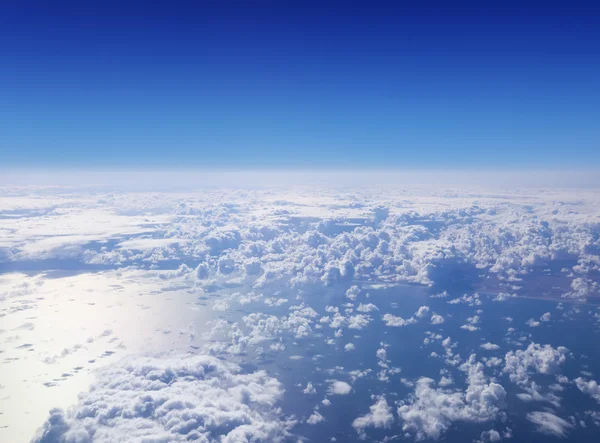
xmin=1 ymin=0 xmax=599 ymax=168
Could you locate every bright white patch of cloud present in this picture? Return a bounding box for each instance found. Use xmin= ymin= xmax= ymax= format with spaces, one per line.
xmin=356 ymin=303 xmax=379 ymax=312
xmin=382 ymin=314 xmax=416 ymax=327
xmin=348 ymin=314 xmax=371 ymax=330
xmin=32 ymin=354 xmax=293 ymax=443
xmin=504 ymin=343 xmax=568 ymax=385
xmin=430 ymin=314 xmax=445 ymax=324
xmin=415 ymin=306 xmax=430 ymax=318
xmin=328 ymin=380 xmax=352 ymax=395
xmin=307 ymin=410 xmax=325 ymax=425
xmin=352 ymin=396 xmax=394 ymax=434
xmin=397 ymin=355 xmax=506 ymax=441
xmin=303 ymin=382 xmax=317 ymax=395
xmin=575 ymin=377 xmax=600 ymax=403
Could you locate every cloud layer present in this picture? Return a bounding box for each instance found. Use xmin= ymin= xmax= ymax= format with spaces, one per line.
xmin=33 ymin=354 xmax=292 ymax=443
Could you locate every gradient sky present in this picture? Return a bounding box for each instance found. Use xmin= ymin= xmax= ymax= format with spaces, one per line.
xmin=1 ymin=1 xmax=599 ymax=168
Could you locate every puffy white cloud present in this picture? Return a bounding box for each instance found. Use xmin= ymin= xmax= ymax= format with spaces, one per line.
xmin=345 ymin=285 xmax=361 ymax=300
xmin=306 ymin=410 xmax=325 ymax=425
xmin=575 ymin=377 xmax=600 ymax=403
xmin=566 ymin=277 xmax=599 ymax=300
xmin=435 ymin=375 xmax=452 ymax=388
xmin=303 ymin=382 xmax=317 ymax=395
xmin=461 ymin=315 xmax=481 ymax=332
xmin=32 ymin=353 xmax=293 ymax=443
xmin=328 ymin=380 xmax=352 ymax=395
xmin=376 ymin=347 xmax=388 ymax=362
xmin=352 ymin=396 xmax=394 ymax=434
xmin=526 ymin=411 xmax=573 ymax=438
xmin=480 ymin=342 xmax=500 ymax=351
xmin=397 ymin=355 xmax=506 ymax=441
xmin=356 ymin=303 xmax=379 ymax=312
xmin=382 ymin=314 xmax=416 ymax=327
xmin=430 ymin=314 xmax=445 ymax=324
xmin=484 ymin=357 xmax=503 ymax=367
xmin=347 ymin=314 xmax=371 ymax=330
xmin=504 ymin=343 xmax=568 ymax=386
xmin=460 ymin=324 xmax=479 ymax=332
xmin=415 ymin=306 xmax=430 ymax=318
xmin=480 ymin=429 xmax=501 ymax=442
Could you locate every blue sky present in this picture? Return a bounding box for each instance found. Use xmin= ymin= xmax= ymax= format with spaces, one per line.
xmin=1 ymin=1 xmax=599 ymax=168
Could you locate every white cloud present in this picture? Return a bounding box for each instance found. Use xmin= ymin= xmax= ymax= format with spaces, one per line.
xmin=504 ymin=343 xmax=568 ymax=385
xmin=347 ymin=314 xmax=371 ymax=330
xmin=480 ymin=342 xmax=500 ymax=351
xmin=461 ymin=315 xmax=480 ymax=332
xmin=382 ymin=314 xmax=416 ymax=327
xmin=352 ymin=396 xmax=394 ymax=433
xmin=345 ymin=285 xmax=360 ymax=300
xmin=397 ymin=355 xmax=506 ymax=441
xmin=415 ymin=306 xmax=430 ymax=318
xmin=356 ymin=303 xmax=379 ymax=312
xmin=477 ymin=428 xmax=503 ymax=442
xmin=307 ymin=410 xmax=325 ymax=425
xmin=4 ymin=185 xmax=600 ymax=298
xmin=303 ymin=382 xmax=317 ymax=395
xmin=328 ymin=380 xmax=352 ymax=395
xmin=526 ymin=411 xmax=573 ymax=438
xmin=460 ymin=324 xmax=479 ymax=332
xmin=117 ymin=238 xmax=188 ymax=250
xmin=575 ymin=377 xmax=600 ymax=403
xmin=430 ymin=314 xmax=445 ymax=324
xmin=32 ymin=354 xmax=293 ymax=443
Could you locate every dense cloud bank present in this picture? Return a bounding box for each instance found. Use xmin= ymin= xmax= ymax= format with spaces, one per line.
xmin=1 ymin=186 xmax=600 ymax=300
xmin=32 ymin=354 xmax=292 ymax=443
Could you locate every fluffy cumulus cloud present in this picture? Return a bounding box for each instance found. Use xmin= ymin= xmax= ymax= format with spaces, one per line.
xmin=575 ymin=377 xmax=600 ymax=403
xmin=32 ymin=354 xmax=293 ymax=443
xmin=328 ymin=380 xmax=352 ymax=395
xmin=382 ymin=314 xmax=416 ymax=327
xmin=503 ymin=343 xmax=568 ymax=385
xmin=503 ymin=343 xmax=569 ymax=406
xmin=3 ymin=185 xmax=600 ymax=298
xmin=397 ymin=355 xmax=506 ymax=440
xmin=415 ymin=306 xmax=430 ymax=318
xmin=303 ymin=382 xmax=317 ymax=395
xmin=306 ymin=410 xmax=324 ymax=425
xmin=352 ymin=395 xmax=394 ymax=434
xmin=430 ymin=314 xmax=445 ymax=325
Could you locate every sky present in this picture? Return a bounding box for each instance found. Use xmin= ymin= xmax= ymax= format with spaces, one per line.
xmin=1 ymin=0 xmax=599 ymax=168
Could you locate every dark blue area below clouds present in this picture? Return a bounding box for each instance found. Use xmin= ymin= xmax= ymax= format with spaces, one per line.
xmin=1 ymin=1 xmax=600 ymax=167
